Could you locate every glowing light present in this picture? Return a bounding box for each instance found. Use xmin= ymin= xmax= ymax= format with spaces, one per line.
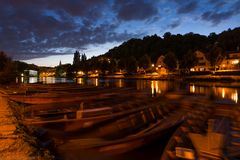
xmin=190 ymin=84 xmax=195 ymax=93
xmin=117 ymin=79 xmax=124 ymax=88
xmin=77 ymin=78 xmax=83 ymax=85
xmin=231 ymin=90 xmax=238 ymax=103
xmin=222 ymin=88 xmax=225 ymax=98
xmin=151 ymin=64 xmax=155 ymax=67
xmin=151 ymin=81 xmax=154 ymax=97
xmin=95 ymin=78 xmax=98 ymax=86
xmin=190 ymin=68 xmax=195 ymax=71
xmin=232 ymin=59 xmax=239 ymax=64
xmin=29 ymin=77 xmax=38 ymax=84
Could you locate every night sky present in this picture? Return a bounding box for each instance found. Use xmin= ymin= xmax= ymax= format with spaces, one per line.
xmin=0 ymin=0 xmax=240 ymax=66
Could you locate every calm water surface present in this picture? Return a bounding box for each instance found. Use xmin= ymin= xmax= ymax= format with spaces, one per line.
xmin=20 ymin=77 xmax=239 ymax=104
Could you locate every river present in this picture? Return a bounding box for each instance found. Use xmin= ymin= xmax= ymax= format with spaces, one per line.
xmin=19 ymin=77 xmax=239 ymax=104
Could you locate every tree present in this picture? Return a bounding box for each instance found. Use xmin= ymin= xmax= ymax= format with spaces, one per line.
xmin=55 ymin=65 xmax=64 ymax=77
xmin=163 ymin=52 xmax=177 ymax=71
xmin=126 ymin=56 xmax=137 ymax=73
xmin=0 ymin=51 xmax=16 ymax=83
xmin=181 ymin=50 xmax=198 ymax=72
xmin=139 ymin=54 xmax=151 ymax=69
xmin=100 ymin=59 xmax=110 ymax=74
xmin=118 ymin=58 xmax=126 ymax=70
xmin=0 ymin=51 xmax=11 ymax=71
xmin=207 ymin=45 xmax=223 ymax=70
xmin=73 ymin=50 xmax=81 ymax=70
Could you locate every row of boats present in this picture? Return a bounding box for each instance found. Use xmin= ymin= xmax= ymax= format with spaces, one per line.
xmin=4 ymin=83 xmax=240 ymax=159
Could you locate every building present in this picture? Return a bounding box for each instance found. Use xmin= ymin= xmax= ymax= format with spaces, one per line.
xmin=39 ymin=68 xmax=56 ymax=77
xmin=24 ymin=70 xmax=38 ymax=77
xmin=219 ymin=52 xmax=240 ymax=70
xmin=190 ymin=51 xmax=210 ymax=71
xmin=155 ymin=55 xmax=168 ymax=75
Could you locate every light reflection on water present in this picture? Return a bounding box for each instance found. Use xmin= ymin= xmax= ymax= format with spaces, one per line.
xmin=189 ymin=83 xmax=239 ymax=104
xmin=18 ymin=77 xmax=239 ymax=104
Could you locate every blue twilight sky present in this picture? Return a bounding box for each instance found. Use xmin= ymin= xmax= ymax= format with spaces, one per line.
xmin=0 ymin=0 xmax=240 ymax=66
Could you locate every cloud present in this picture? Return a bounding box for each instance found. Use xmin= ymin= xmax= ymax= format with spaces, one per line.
xmin=113 ymin=0 xmax=158 ymax=21
xmin=201 ymin=1 xmax=240 ymax=24
xmin=0 ymin=0 xmax=142 ymax=60
xmin=208 ymin=0 xmax=226 ymax=8
xmin=201 ymin=11 xmax=234 ymax=25
xmin=168 ymin=20 xmax=181 ymax=29
xmin=177 ymin=1 xmax=198 ymax=14
xmin=0 ymin=0 xmax=239 ymax=61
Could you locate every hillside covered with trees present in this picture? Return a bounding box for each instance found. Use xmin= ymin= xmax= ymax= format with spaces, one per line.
xmin=78 ymin=27 xmax=240 ymax=74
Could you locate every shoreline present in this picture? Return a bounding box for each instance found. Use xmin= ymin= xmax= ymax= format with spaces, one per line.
xmin=0 ymin=92 xmax=54 ymax=160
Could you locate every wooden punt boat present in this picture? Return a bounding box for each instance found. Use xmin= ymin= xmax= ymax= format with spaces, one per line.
xmin=57 ymin=104 xmax=186 ymax=154
xmin=160 ymin=104 xmax=240 ymax=160
xmin=23 ymin=98 xmax=168 ymax=132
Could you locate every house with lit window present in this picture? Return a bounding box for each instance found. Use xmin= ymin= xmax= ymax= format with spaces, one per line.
xmin=190 ymin=50 xmax=211 ymax=72
xmin=155 ymin=55 xmax=168 ymax=75
xmin=219 ymin=52 xmax=240 ymax=70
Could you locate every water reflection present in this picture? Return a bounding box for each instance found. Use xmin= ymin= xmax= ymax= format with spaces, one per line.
xmin=115 ymin=79 xmax=124 ymax=88
xmin=17 ymin=77 xmax=239 ymax=104
xmin=77 ymin=78 xmax=84 ymax=85
xmin=189 ymin=83 xmax=239 ymax=104
xmin=214 ymin=87 xmax=238 ymax=103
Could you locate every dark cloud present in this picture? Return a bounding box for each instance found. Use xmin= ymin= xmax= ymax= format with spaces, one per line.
xmin=201 ymin=11 xmax=234 ymax=24
xmin=177 ymin=1 xmax=198 ymax=14
xmin=168 ymin=20 xmax=181 ymax=29
xmin=208 ymin=0 xmax=226 ymax=8
xmin=113 ymin=0 xmax=158 ymax=21
xmin=201 ymin=1 xmax=240 ymax=24
xmin=0 ymin=0 xmax=141 ymax=60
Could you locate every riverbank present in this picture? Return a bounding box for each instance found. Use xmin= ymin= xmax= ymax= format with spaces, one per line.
xmin=0 ymin=92 xmax=54 ymax=160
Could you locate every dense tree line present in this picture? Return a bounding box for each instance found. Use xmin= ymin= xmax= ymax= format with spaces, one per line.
xmin=98 ymin=27 xmax=240 ymax=72
xmin=65 ymin=27 xmax=240 ymax=75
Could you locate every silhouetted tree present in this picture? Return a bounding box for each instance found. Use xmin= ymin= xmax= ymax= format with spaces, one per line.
xmin=126 ymin=56 xmax=137 ymax=73
xmin=73 ymin=50 xmax=81 ymax=71
xmin=181 ymin=50 xmax=198 ymax=72
xmin=164 ymin=52 xmax=177 ymax=71
xmin=139 ymin=54 xmax=151 ymax=69
xmin=0 ymin=51 xmax=16 ymax=83
xmin=207 ymin=45 xmax=223 ymax=70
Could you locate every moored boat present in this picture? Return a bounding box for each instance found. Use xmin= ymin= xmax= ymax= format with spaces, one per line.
xmin=56 ymin=103 xmax=186 ymax=154
xmin=23 ymin=98 xmax=169 ymax=132
xmin=160 ymin=103 xmax=240 ymax=160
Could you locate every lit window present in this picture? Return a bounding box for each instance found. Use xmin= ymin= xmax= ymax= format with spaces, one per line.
xmin=232 ymin=59 xmax=239 ymax=64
